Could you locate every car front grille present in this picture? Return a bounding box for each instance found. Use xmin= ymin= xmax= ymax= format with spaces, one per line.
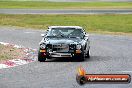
xmin=46 ymin=44 xmax=75 ymax=53
xmin=53 ymin=44 xmax=69 ymax=52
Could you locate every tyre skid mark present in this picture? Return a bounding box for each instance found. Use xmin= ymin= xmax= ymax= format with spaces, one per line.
xmin=0 ymin=42 xmax=38 ymax=69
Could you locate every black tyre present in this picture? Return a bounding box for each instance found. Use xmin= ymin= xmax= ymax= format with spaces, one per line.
xmin=78 ymin=54 xmax=85 ymax=61
xmin=38 ymin=51 xmax=46 ymax=62
xmin=85 ymin=50 xmax=90 ymax=58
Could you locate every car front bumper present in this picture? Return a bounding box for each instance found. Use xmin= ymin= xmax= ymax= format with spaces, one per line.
xmin=49 ymin=52 xmax=72 ymax=58
xmin=39 ymin=49 xmax=83 ymax=59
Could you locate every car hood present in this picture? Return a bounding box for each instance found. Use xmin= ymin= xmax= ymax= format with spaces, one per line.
xmin=44 ymin=38 xmax=82 ymax=45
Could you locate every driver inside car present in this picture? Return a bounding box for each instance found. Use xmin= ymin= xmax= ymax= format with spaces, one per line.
xmin=52 ymin=29 xmax=60 ymax=36
xmin=52 ymin=29 xmax=64 ymax=37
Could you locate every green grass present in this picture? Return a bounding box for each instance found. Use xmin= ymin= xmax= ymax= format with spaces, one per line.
xmin=0 ymin=14 xmax=132 ymax=33
xmin=0 ymin=1 xmax=132 ymax=9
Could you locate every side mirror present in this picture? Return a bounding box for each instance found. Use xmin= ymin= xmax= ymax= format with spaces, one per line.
xmin=41 ymin=34 xmax=45 ymax=37
xmin=83 ymin=34 xmax=89 ymax=40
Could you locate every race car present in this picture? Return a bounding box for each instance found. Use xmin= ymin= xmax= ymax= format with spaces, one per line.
xmin=38 ymin=26 xmax=90 ymax=62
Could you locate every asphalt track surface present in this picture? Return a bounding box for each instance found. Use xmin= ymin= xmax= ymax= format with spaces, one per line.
xmin=0 ymin=26 xmax=132 ymax=88
xmin=0 ymin=9 xmax=132 ymax=14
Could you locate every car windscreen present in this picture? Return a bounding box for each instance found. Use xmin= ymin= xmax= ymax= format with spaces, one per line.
xmin=46 ymin=28 xmax=84 ymax=38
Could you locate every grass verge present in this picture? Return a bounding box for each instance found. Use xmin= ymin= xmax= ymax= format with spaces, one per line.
xmin=0 ymin=14 xmax=132 ymax=34
xmin=0 ymin=44 xmax=25 ymax=62
xmin=0 ymin=1 xmax=132 ymax=9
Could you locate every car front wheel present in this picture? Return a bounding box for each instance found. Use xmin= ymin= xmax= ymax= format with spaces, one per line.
xmin=38 ymin=51 xmax=46 ymax=62
xmin=77 ymin=53 xmax=85 ymax=61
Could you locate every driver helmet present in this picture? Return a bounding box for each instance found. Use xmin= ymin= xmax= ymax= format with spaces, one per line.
xmin=52 ymin=29 xmax=60 ymax=36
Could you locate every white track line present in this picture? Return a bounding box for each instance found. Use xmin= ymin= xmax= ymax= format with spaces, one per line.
xmin=117 ymin=71 xmax=132 ymax=73
xmin=24 ymin=32 xmax=35 ymax=34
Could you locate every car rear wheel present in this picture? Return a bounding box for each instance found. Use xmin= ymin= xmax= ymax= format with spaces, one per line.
xmin=38 ymin=52 xmax=46 ymax=62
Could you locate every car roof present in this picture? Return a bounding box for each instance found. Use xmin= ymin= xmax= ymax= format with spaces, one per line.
xmin=48 ymin=26 xmax=83 ymax=29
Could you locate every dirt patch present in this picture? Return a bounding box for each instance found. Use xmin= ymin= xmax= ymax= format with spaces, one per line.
xmin=0 ymin=44 xmax=26 ymax=62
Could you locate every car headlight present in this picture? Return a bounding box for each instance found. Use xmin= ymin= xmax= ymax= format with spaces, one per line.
xmin=76 ymin=44 xmax=81 ymax=50
xmin=40 ymin=43 xmax=46 ymax=49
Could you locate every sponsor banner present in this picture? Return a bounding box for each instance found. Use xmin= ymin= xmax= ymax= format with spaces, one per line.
xmin=76 ymin=67 xmax=131 ymax=85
